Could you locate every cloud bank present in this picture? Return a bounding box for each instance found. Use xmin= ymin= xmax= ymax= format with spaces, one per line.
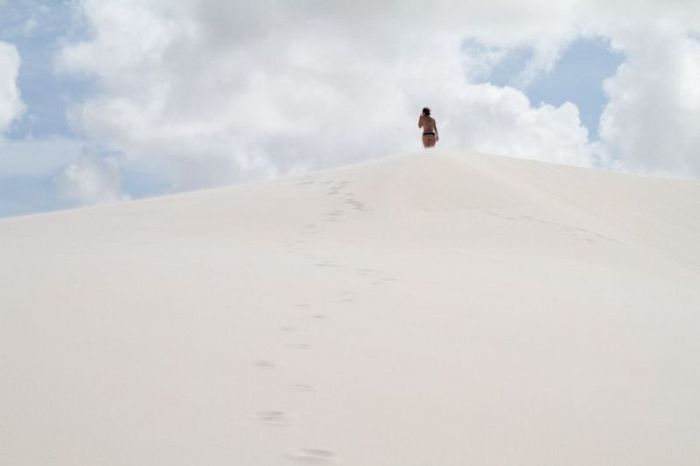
xmin=54 ymin=148 xmax=125 ymax=206
xmin=0 ymin=41 xmax=24 ymax=133
xmin=599 ymin=23 xmax=700 ymax=175
xmin=53 ymin=0 xmax=700 ymax=196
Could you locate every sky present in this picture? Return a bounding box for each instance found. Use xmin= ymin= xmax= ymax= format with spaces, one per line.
xmin=0 ymin=0 xmax=699 ymax=218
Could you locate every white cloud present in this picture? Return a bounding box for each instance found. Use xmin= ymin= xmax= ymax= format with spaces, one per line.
xmin=0 ymin=41 xmax=25 ymax=134
xmin=54 ymin=0 xmax=700 ymax=195
xmin=444 ymin=84 xmax=594 ymax=166
xmin=54 ymin=148 xmax=126 ymax=205
xmin=599 ymin=27 xmax=700 ymax=175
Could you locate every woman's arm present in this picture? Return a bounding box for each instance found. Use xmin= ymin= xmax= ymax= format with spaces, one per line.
xmin=435 ymin=122 xmax=439 ymax=140
xmin=418 ymin=115 xmax=424 ymax=128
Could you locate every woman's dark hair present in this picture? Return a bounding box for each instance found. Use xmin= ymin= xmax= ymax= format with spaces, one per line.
xmin=422 ymin=107 xmax=431 ymax=116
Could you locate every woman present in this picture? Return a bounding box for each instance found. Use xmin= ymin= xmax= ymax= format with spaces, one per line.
xmin=418 ymin=107 xmax=439 ymax=148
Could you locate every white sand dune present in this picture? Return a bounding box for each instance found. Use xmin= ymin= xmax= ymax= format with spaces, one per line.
xmin=1 ymin=149 xmax=699 ymax=465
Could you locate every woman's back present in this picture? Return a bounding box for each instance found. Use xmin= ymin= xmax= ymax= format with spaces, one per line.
xmin=418 ymin=107 xmax=438 ymax=148
xmin=419 ymin=115 xmax=436 ymax=132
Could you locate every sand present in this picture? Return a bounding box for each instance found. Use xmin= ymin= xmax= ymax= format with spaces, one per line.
xmin=1 ymin=150 xmax=699 ymax=465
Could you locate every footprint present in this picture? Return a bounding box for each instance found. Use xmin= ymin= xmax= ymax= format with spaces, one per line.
xmin=344 ymin=198 xmax=367 ymax=211
xmin=254 ymin=360 xmax=276 ymax=368
xmin=336 ymin=298 xmax=356 ymax=304
xmin=325 ymin=210 xmax=344 ymax=222
xmin=291 ymin=384 xmax=316 ymax=392
xmin=312 ymin=314 xmax=326 ymax=319
xmin=287 ymin=449 xmax=335 ymax=464
xmin=281 ymin=326 xmax=297 ymax=332
xmin=595 ymin=232 xmax=616 ymax=242
xmin=315 ymin=261 xmax=339 ymax=268
xmin=286 ymin=343 xmax=311 ymax=350
xmin=255 ymin=411 xmax=288 ymax=425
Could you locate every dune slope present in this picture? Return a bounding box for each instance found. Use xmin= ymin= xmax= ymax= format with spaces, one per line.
xmin=1 ymin=150 xmax=699 ymax=465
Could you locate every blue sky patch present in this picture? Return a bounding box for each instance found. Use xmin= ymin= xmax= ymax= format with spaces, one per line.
xmin=466 ymin=37 xmax=624 ymax=139
xmin=0 ymin=0 xmax=96 ymax=139
xmin=526 ymin=38 xmax=624 ymax=139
